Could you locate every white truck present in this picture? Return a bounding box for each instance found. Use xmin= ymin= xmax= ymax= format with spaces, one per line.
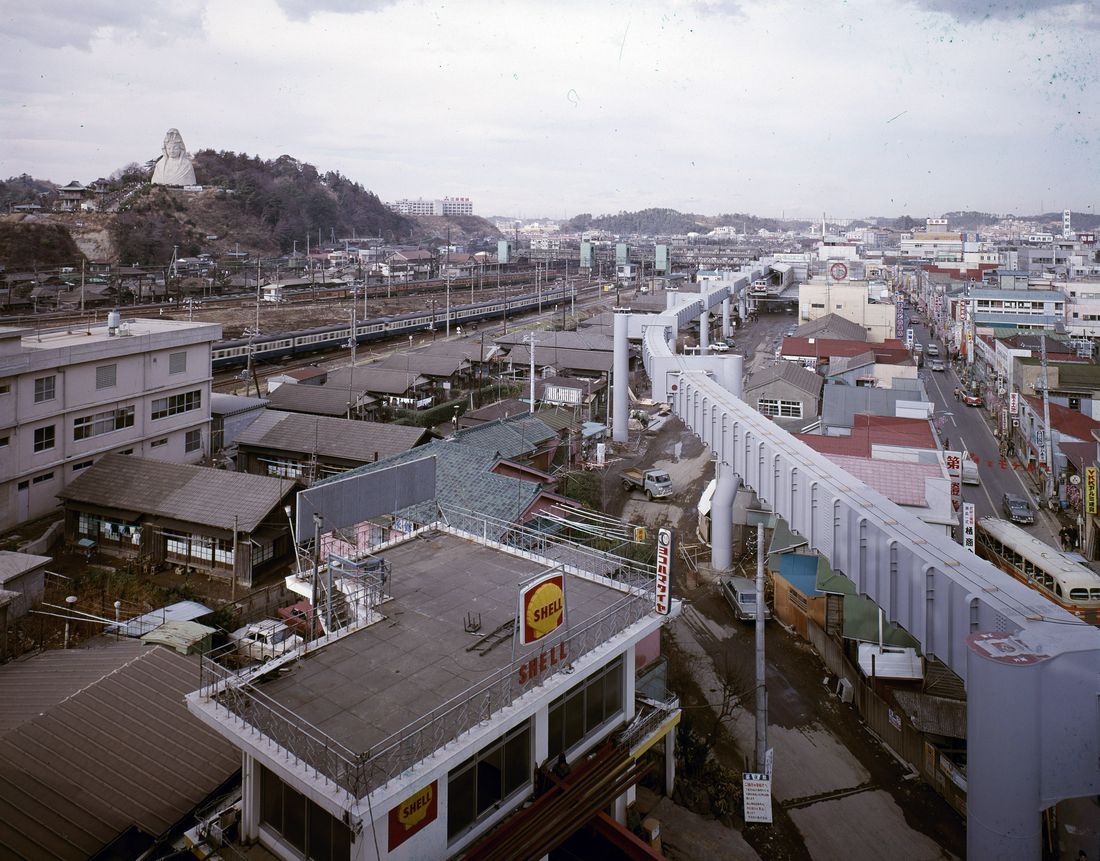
xmin=230 ymin=619 xmax=304 ymax=662
xmin=621 ymin=467 xmax=673 ymax=500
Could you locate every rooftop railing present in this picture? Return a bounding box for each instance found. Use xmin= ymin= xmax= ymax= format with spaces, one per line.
xmin=195 ymin=516 xmax=661 ymax=799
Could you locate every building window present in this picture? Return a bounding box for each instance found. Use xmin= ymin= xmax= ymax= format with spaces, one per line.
xmin=260 ymin=456 xmax=303 ymax=479
xmin=72 ymin=460 xmax=94 ymax=472
xmin=34 ymin=375 xmax=56 ymax=403
xmin=33 ymin=425 xmax=55 ymax=452
xmin=150 ymin=438 xmax=168 ymax=448
xmin=32 ymin=471 xmax=54 ymax=484
xmin=757 ymin=399 xmax=803 ymax=419
xmin=74 ymin=406 xmax=135 ymax=440
xmin=185 ymin=429 xmax=202 ymax=452
xmin=547 ymin=657 xmax=623 ymax=761
xmin=259 ymin=764 xmax=351 ymax=860
xmin=811 ymin=303 xmax=825 ymax=309
xmin=152 ymin=389 xmax=201 ymax=420
xmin=0 ymin=381 xmax=10 ymax=395
xmin=448 ymin=720 xmax=532 ymax=841
xmin=0 ymin=435 xmax=8 ymax=447
xmin=95 ymin=364 xmax=117 ymax=389
xmin=169 ymin=351 xmax=188 ymax=374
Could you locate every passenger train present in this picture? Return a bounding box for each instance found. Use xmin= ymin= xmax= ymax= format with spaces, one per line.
xmin=211 ymin=283 xmax=579 ymax=370
xmin=976 ymin=517 xmax=1100 ymax=624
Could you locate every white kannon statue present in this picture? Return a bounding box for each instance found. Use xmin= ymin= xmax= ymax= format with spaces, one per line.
xmin=150 ymin=128 xmax=197 ymax=186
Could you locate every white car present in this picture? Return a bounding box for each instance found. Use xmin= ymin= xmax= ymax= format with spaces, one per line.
xmin=230 ymin=619 xmax=304 ymax=662
xmin=708 ymin=342 xmax=730 ymax=352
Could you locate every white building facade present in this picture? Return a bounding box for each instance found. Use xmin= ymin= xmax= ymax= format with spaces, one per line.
xmin=0 ymin=319 xmax=221 ymax=530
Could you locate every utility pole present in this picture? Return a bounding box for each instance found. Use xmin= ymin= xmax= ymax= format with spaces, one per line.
xmin=1040 ymin=334 xmax=1056 ymax=506
xmin=755 ymin=518 xmax=768 ymax=773
xmin=523 ymin=331 xmax=536 ymax=414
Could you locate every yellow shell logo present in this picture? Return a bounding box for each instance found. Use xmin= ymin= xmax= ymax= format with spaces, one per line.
xmin=399 ymin=784 xmax=433 ymax=829
xmin=525 ymin=579 xmax=564 ymax=641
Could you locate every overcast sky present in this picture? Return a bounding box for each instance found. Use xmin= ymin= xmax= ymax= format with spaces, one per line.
xmin=1 ymin=0 xmax=1097 ymax=220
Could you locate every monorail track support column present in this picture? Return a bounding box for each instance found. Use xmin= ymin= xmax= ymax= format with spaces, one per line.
xmin=722 ymin=297 xmax=731 ymax=341
xmin=612 ymin=310 xmax=630 ymax=444
xmin=710 ymin=462 xmax=737 ymax=572
xmin=699 ymin=309 xmax=709 ymax=353
xmin=966 ymin=634 xmax=1044 ymax=860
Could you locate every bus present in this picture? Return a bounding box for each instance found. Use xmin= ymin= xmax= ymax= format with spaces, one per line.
xmin=976 ymin=517 xmax=1100 ymax=624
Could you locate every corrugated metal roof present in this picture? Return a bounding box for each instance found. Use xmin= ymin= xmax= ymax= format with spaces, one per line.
xmin=58 ymin=454 xmax=293 ymax=532
xmin=0 ymin=642 xmax=239 ymax=860
xmin=209 ymin=392 xmax=269 ymax=417
xmin=378 ymin=352 xmax=468 ymax=377
xmin=325 ymin=366 xmax=429 ymax=395
xmin=744 ymin=360 xmax=824 ymax=397
xmin=267 ymin=383 xmax=372 ymax=416
xmin=236 ymin=411 xmax=428 ymax=461
xmin=506 ymin=345 xmax=613 ymax=373
xmin=0 ymin=639 xmax=148 ymax=736
xmin=794 ymin=314 xmax=868 ymax=342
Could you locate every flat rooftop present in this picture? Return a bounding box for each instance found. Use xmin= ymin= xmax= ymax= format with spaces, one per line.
xmin=253 ymin=531 xmax=629 ymax=754
xmin=20 ymin=317 xmax=220 ymax=351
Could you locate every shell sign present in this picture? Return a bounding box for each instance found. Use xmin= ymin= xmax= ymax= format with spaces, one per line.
xmin=520 ymin=572 xmax=565 ymax=646
xmin=388 ymin=780 xmax=437 ymax=850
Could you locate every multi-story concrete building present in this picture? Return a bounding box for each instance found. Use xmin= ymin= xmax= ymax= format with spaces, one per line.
xmin=186 ymin=505 xmax=679 ymax=861
xmin=1059 ymin=279 xmax=1100 ymax=340
xmin=390 ymin=197 xmax=475 ymax=217
xmin=797 ymin=279 xmax=897 ymax=342
xmin=0 ymin=318 xmax=221 ymax=531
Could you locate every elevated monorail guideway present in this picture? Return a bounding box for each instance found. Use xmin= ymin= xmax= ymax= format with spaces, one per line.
xmin=613 ymin=262 xmax=1100 ymax=860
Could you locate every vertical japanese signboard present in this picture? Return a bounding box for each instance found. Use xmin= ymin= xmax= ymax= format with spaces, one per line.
xmin=945 ymin=451 xmax=962 ymax=512
xmin=655 ymin=528 xmax=672 ymax=615
xmin=1086 ymin=467 xmax=1098 ymax=515
xmin=896 ymin=301 xmax=906 ymax=339
xmin=962 ymin=503 xmax=975 ymax=552
xmin=1009 ymin=391 xmax=1019 ymax=415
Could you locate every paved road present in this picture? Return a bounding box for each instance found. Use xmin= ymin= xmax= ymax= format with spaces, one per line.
xmin=913 ymin=324 xmax=1062 ymax=547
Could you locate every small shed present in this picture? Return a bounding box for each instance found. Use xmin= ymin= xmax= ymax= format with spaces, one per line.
xmin=0 ymin=551 xmax=50 ymax=620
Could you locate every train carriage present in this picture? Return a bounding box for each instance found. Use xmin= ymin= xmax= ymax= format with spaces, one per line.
xmin=210 ymin=283 xmax=580 ymax=371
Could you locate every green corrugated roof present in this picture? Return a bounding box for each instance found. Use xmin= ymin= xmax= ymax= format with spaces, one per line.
xmin=815 ymin=556 xmax=921 ymax=649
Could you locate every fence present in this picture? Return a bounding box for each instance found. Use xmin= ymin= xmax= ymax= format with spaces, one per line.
xmin=196 ymin=519 xmax=656 ymax=799
xmin=806 ymin=620 xmax=967 ymax=816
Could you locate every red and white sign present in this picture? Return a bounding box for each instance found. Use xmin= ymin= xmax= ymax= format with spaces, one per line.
xmin=655 ymin=528 xmax=672 ymax=615
xmin=742 ymin=773 xmax=773 ymax=823
xmin=388 ymin=781 xmax=438 ymax=851
xmin=1009 ymin=391 xmax=1019 ymax=415
xmin=945 ymin=451 xmax=962 ymax=512
xmin=829 ymin=262 xmax=848 ymax=282
xmin=962 ymin=503 xmax=975 ymax=553
xmin=519 ymin=572 xmax=565 ymax=646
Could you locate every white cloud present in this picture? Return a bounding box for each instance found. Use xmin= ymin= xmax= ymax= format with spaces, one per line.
xmin=0 ymin=0 xmax=1095 ymax=218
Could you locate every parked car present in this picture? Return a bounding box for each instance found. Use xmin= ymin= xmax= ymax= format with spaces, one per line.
xmin=230 ymin=619 xmax=304 ymax=662
xmin=719 ymin=575 xmax=771 ymax=622
xmin=962 ymin=393 xmax=983 ymax=407
xmin=926 ymin=344 xmax=940 ymax=357
xmin=277 ymin=600 xmax=324 ymax=638
xmin=929 ymin=359 xmax=946 ymax=372
xmin=708 ymin=341 xmax=730 ymax=352
xmin=1002 ymin=493 xmax=1035 ymax=525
